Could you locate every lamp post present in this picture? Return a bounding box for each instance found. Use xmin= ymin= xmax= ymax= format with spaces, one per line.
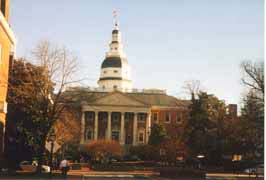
xmin=197 ymin=154 xmax=205 ymax=169
xmin=47 ymin=128 xmax=56 ymax=178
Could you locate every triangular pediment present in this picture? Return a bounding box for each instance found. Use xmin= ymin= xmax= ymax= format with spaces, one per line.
xmin=90 ymin=92 xmax=147 ymax=107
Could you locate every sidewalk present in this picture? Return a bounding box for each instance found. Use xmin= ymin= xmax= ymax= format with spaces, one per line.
xmin=207 ymin=173 xmax=264 ymax=179
xmin=67 ymin=168 xmax=159 ymax=176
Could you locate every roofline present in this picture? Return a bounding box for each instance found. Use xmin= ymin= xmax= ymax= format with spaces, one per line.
xmin=87 ymin=91 xmax=149 ymax=106
xmin=151 ymin=106 xmax=188 ymax=110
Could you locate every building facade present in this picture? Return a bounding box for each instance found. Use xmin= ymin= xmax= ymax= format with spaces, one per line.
xmin=77 ymin=20 xmax=189 ymax=147
xmin=67 ymin=18 xmax=240 ymax=151
xmin=79 ymin=91 xmax=189 ymax=146
xmin=0 ymin=0 xmax=16 ymax=154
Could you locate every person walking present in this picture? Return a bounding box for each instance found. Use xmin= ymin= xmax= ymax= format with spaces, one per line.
xmin=59 ymin=158 xmax=70 ymax=178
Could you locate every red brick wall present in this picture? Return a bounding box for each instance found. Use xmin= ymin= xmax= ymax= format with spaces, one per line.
xmin=151 ymin=108 xmax=188 ymax=138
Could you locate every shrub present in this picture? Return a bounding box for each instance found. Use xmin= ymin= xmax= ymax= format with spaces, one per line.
xmin=82 ymin=140 xmax=123 ymax=164
xmin=129 ymin=144 xmax=156 ymax=161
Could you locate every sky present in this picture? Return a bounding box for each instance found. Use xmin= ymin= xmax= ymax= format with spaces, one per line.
xmin=10 ymin=0 xmax=264 ymax=106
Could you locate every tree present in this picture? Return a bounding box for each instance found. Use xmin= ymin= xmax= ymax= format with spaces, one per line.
xmin=240 ymin=91 xmax=264 ymax=159
xmin=149 ymin=124 xmax=167 ymax=145
xmin=184 ymin=91 xmax=227 ymax=165
xmin=241 ymin=61 xmax=264 ymax=98
xmin=183 ymin=80 xmax=202 ymax=99
xmin=5 ymin=59 xmax=46 ymax=171
xmin=6 ymin=41 xmax=78 ymax=173
xmin=240 ymin=60 xmax=264 ymax=160
xmin=53 ymin=106 xmax=80 ymax=158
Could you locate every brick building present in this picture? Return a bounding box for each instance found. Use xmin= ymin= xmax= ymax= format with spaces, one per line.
xmin=0 ymin=0 xmax=16 ymax=156
xmin=78 ymin=90 xmax=189 ymax=146
xmin=73 ymin=18 xmax=190 ymax=147
xmin=66 ymin=17 xmax=238 ymax=149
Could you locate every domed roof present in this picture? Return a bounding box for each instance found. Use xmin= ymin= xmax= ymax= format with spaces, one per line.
xmin=101 ymin=56 xmax=128 ymax=68
xmin=112 ymin=29 xmax=119 ymax=34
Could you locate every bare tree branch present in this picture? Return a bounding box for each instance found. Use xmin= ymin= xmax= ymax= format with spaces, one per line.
xmin=183 ymin=80 xmax=202 ymax=98
xmin=241 ymin=61 xmax=264 ymax=97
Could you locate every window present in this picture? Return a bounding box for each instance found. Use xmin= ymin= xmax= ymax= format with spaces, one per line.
xmin=176 ymin=113 xmax=182 ymax=124
xmin=126 ymin=135 xmax=131 ymax=144
xmin=115 ymin=47 xmax=118 ymax=50
xmin=138 ymin=131 xmax=144 ymax=143
xmin=112 ymin=113 xmax=120 ymax=126
xmin=165 ymin=112 xmax=171 ymax=123
xmin=86 ymin=112 xmax=94 ymax=124
xmin=86 ymin=130 xmax=93 ymax=140
xmin=138 ymin=113 xmax=146 ymax=123
xmin=103 ymin=71 xmax=107 ymax=74
xmin=152 ymin=112 xmax=158 ymax=122
xmin=114 ymin=70 xmax=118 ymax=73
xmin=113 ymin=85 xmax=117 ymax=89
xmin=112 ymin=131 xmax=119 ymax=141
xmin=113 ymin=113 xmax=119 ymax=122
xmin=88 ymin=113 xmax=94 ymax=121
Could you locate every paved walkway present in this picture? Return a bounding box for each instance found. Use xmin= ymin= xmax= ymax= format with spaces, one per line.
xmin=207 ymin=173 xmax=264 ymax=179
xmin=56 ymin=168 xmax=159 ymax=175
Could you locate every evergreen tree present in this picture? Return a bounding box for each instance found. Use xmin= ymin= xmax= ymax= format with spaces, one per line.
xmin=149 ymin=124 xmax=167 ymax=145
xmin=240 ymin=91 xmax=264 ymax=159
xmin=184 ymin=91 xmax=227 ymax=165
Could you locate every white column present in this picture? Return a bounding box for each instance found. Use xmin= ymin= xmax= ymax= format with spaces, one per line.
xmin=133 ymin=112 xmax=138 ymax=146
xmin=107 ymin=112 xmax=112 ymax=140
xmin=94 ymin=111 xmax=98 ymax=140
xmin=120 ymin=112 xmax=125 ymax=145
xmin=146 ymin=113 xmax=151 ymax=144
xmin=81 ymin=111 xmax=85 ymax=144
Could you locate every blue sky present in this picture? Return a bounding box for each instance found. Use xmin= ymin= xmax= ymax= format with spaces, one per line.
xmin=11 ymin=0 xmax=264 ymax=105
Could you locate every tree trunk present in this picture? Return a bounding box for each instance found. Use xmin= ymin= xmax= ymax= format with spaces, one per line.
xmin=36 ymin=136 xmax=46 ymax=174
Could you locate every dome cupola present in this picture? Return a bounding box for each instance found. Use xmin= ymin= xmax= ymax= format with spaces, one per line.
xmin=97 ymin=12 xmax=132 ymax=92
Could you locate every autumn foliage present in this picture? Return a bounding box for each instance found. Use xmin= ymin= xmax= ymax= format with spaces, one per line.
xmin=83 ymin=140 xmax=123 ymax=163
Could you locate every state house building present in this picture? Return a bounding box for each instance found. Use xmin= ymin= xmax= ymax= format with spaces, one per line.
xmin=73 ymin=20 xmax=190 ymax=147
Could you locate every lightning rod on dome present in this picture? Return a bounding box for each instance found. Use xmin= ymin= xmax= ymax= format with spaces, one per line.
xmin=113 ymin=9 xmax=119 ymax=29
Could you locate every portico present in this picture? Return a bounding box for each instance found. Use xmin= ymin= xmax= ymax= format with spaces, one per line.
xmin=80 ymin=92 xmax=151 ymax=146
